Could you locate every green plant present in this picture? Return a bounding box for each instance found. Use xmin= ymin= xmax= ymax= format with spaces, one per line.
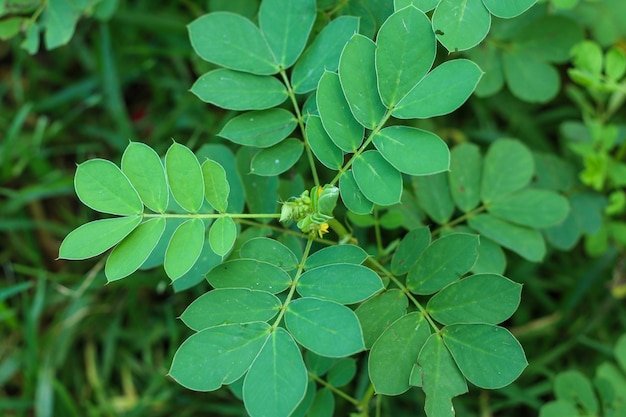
xmin=54 ymin=1 xmax=587 ymax=416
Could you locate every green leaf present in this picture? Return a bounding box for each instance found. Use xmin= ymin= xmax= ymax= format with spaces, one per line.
xmin=470 ymin=43 xmax=504 ymax=97
xmin=219 ymin=109 xmax=297 ymax=148
xmin=240 ymin=237 xmax=299 ymax=271
xmin=317 ymin=71 xmax=364 ymax=152
xmin=188 ymin=12 xmax=277 ymax=75
xmin=481 ymin=139 xmax=534 ymax=204
xmin=291 ymin=381 xmax=316 ymax=417
xmin=236 ymin=147 xmax=278 ymax=216
xmin=198 ymin=145 xmax=244 ymax=213
xmin=376 ymin=6 xmax=436 ymax=107
xmin=250 ymin=138 xmax=304 ymax=176
xmin=355 ymin=289 xmax=409 ymax=348
xmin=539 ymin=401 xmax=581 ymax=417
xmin=481 ymin=0 xmax=537 ymax=18
xmin=392 ymin=59 xmax=483 ymax=119
xmin=554 ymin=371 xmax=599 ymax=415
xmin=306 ymin=116 xmax=344 ymax=170
xmin=305 ymin=245 xmax=369 ymax=270
xmin=0 ymin=17 xmax=25 ymax=41
xmin=121 ymin=142 xmax=169 ymax=213
xmin=432 ymin=0 xmax=491 ymax=52
xmin=416 ymin=334 xmax=468 ymax=417
xmin=503 ymin=51 xmax=560 ymax=103
xmin=472 ymin=237 xmax=507 ymax=274
xmin=338 ymin=34 xmax=386 ymax=128
xmin=243 ymin=328 xmax=308 ymax=417
xmin=413 ymin=172 xmax=456 ymax=225
xmin=353 ymin=150 xmax=402 ymax=206
xmin=368 ymin=312 xmax=430 ymax=395
xmin=105 ymin=218 xmax=166 ymax=281
xmin=606 ymin=47 xmax=626 ymax=80
xmin=468 ymin=214 xmax=546 ymax=262
xmin=339 ymin=170 xmax=374 ymax=215
xmin=75 ymin=159 xmax=143 ymax=216
xmin=291 ymin=16 xmax=360 ymax=93
xmin=206 ymin=259 xmax=292 ymax=293
xmin=487 ymin=189 xmax=570 ymax=228
xmin=164 ymin=218 xmax=205 ymax=280
xmin=181 ymin=289 xmax=281 ymax=331
xmin=394 ymin=0 xmax=438 ymax=12
xmin=373 ymin=126 xmax=449 ymax=175
xmin=258 ymin=0 xmax=315 ymax=69
xmin=515 ymin=16 xmax=583 ymax=64
xmin=169 ymin=322 xmax=270 ymax=391
xmin=285 ymin=297 xmax=365 ymax=357
xmin=209 ymin=216 xmax=237 ymax=257
xmin=407 ymin=233 xmax=479 ymax=295
xmin=58 ymin=216 xmax=141 ymax=260
xmin=43 ymin=0 xmax=80 ymax=50
xmin=297 ymin=264 xmax=383 ymax=304
xmin=443 ymin=323 xmax=528 ymax=389
xmin=391 ymin=227 xmax=431 ymax=275
xmin=202 ymin=159 xmax=230 ymax=213
xmin=449 ymin=143 xmax=482 ymax=212
xmin=427 ymin=274 xmax=522 ymax=325
xmin=327 ymin=358 xmax=357 ymax=387
xmin=165 ymin=143 xmax=204 ymax=213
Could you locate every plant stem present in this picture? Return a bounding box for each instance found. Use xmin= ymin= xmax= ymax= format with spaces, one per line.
xmin=308 ymin=371 xmax=360 ymax=406
xmin=279 ymin=69 xmax=321 ymax=186
xmin=142 ymin=212 xmax=282 ymax=219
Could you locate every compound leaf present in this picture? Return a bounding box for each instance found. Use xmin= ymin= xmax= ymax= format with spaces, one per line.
xmin=432 ymin=0 xmax=491 ymax=52
xmin=75 ymin=159 xmax=142 ymax=216
xmin=373 ymin=126 xmax=449 ymax=175
xmin=165 ymin=143 xmax=204 ymax=213
xmin=202 ymin=159 xmax=230 ymax=213
xmin=164 ymin=218 xmax=205 ymax=280
xmin=169 ymin=322 xmax=270 ymax=391
xmin=188 ymin=12 xmax=277 ymax=75
xmin=443 ymin=323 xmax=528 ymax=389
xmin=369 ymin=312 xmax=430 ymax=395
xmin=59 ymin=216 xmax=141 ymax=260
xmin=297 ymin=263 xmax=384 ymax=304
xmin=240 ymin=237 xmax=299 ymax=271
xmin=285 ymin=297 xmax=365 ymax=358
xmin=121 ymin=142 xmax=169 ymax=213
xmin=250 ymin=138 xmax=304 ymax=176
xmin=105 ymin=218 xmax=166 ymax=281
xmin=191 ymin=69 xmax=288 ymax=111
xmin=258 ymin=0 xmax=316 ymax=69
xmin=487 ymin=189 xmax=570 ymax=228
xmin=353 ymin=150 xmax=403 ymax=206
xmin=393 ymin=59 xmax=483 ymax=119
xmin=243 ymin=328 xmax=307 ymax=417
xmin=206 ymin=259 xmax=292 ymax=294
xmin=376 ymin=5 xmax=436 ymax=108
xmin=427 ymin=273 xmax=522 ymax=325
xmin=338 ymin=34 xmax=386 ymax=128
xmin=407 ymin=233 xmax=479 ymax=295
xmin=355 ymin=289 xmax=409 ymax=348
xmin=219 ymin=109 xmax=297 ymax=148
xmin=209 ymin=216 xmax=237 ymax=257
xmin=181 ymin=288 xmax=281 ymax=331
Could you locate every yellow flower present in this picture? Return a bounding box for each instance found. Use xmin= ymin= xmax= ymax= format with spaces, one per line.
xmin=317 ymin=222 xmax=329 ymax=239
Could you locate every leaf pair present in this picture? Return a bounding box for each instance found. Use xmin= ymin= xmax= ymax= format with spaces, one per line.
xmin=59 ymin=142 xmax=234 ymax=281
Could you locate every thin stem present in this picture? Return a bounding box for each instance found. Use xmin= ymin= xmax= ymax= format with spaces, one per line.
xmin=330 ymin=111 xmax=393 ymax=186
xmin=357 ymin=383 xmax=376 ymax=415
xmin=279 ymin=69 xmax=320 ymax=186
xmin=272 ymin=238 xmax=315 ymax=329
xmin=308 ymin=372 xmax=360 ymax=406
xmin=432 ymin=204 xmax=487 ymax=237
xmin=373 ymin=207 xmax=383 ymax=256
xmin=142 ymin=212 xmax=282 ymax=220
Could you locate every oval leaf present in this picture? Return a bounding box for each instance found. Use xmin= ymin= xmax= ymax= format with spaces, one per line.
xmin=503 ymin=51 xmax=559 ymax=103
xmin=304 ymin=244 xmax=369 ymax=270
xmin=181 ymin=288 xmax=281 ymax=331
xmin=164 ymin=218 xmax=205 ymax=280
xmin=74 ymin=159 xmax=142 ymax=215
xmin=353 ymin=150 xmax=403 ymax=206
xmin=165 ymin=143 xmax=204 ymax=213
xmin=202 ymin=159 xmax=230 ymax=213
xmin=240 ymin=237 xmax=299 ymax=271
xmin=482 ymin=0 xmax=537 ymax=18
xmin=393 ymin=59 xmax=483 ymax=119
xmin=219 ymin=108 xmax=297 ymax=148
xmin=355 ymin=289 xmax=409 ymax=348
xmin=407 ymin=233 xmax=479 ymax=295
xmin=188 ymin=12 xmax=277 ymax=75
xmin=432 ymin=0 xmax=491 ymax=52
xmin=250 ymin=138 xmax=304 ymax=176
xmin=121 ymin=142 xmax=169 ymax=213
xmin=368 ymin=312 xmax=430 ymax=395
xmin=59 ymin=216 xmax=141 ymax=260
xmin=338 ymin=34 xmax=386 ymax=128
xmin=297 ymin=263 xmax=383 ymax=304
xmin=373 ymin=126 xmax=449 ymax=175
xmin=376 ymin=5 xmax=436 ymax=107
xmin=105 ymin=218 xmax=166 ymax=281
xmin=206 ymin=259 xmax=292 ymax=294
xmin=413 ymin=172 xmax=456 ymax=225
xmin=481 ymin=139 xmax=534 ymax=204
xmin=285 ymin=297 xmax=365 ymax=357
xmin=169 ymin=322 xmax=270 ymax=391
xmin=443 ymin=323 xmax=528 ymax=389
xmin=306 ymin=116 xmax=344 ymax=170
xmin=191 ymin=69 xmax=287 ymax=111
xmin=391 ymin=226 xmax=431 ymax=275
xmin=487 ymin=189 xmax=570 ymax=228
xmin=449 ymin=143 xmax=482 ymax=213
xmin=209 ymin=216 xmax=237 ymax=257
xmin=339 ymin=170 xmax=374 ymax=215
